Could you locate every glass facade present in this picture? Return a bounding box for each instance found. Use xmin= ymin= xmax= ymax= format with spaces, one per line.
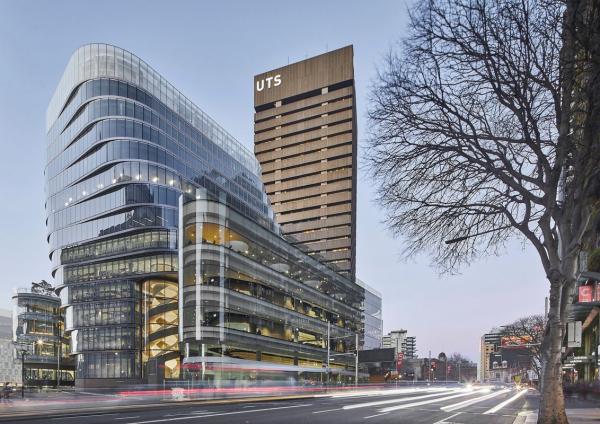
xmin=179 ymin=197 xmax=364 ymax=380
xmin=12 ymin=282 xmax=75 ymax=386
xmin=356 ymin=279 xmax=383 ymax=350
xmin=47 ymin=44 xmax=274 ymax=386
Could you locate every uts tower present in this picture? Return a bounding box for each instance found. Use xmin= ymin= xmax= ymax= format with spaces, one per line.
xmin=253 ymin=46 xmax=357 ymax=278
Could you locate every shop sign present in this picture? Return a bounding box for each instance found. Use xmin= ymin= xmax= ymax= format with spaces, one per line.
xmin=579 ymin=285 xmax=594 ymax=302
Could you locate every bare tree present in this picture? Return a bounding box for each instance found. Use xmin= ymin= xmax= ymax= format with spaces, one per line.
xmin=366 ymin=0 xmax=600 ymax=422
xmin=502 ymin=315 xmax=546 ymax=380
xmin=448 ymin=352 xmax=472 ymax=364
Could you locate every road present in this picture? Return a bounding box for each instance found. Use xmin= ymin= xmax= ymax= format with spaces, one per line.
xmin=0 ymin=386 xmax=538 ymax=424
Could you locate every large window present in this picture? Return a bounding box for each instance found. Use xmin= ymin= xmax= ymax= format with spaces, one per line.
xmin=76 ymin=351 xmax=140 ymax=379
xmin=71 ymin=300 xmax=139 ymax=327
xmin=61 ymin=230 xmax=175 ymax=264
xmin=64 ymin=253 xmax=177 ymax=283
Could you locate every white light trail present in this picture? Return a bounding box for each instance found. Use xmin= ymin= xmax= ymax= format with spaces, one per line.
xmin=342 ymin=389 xmax=462 ymax=410
xmin=483 ymin=389 xmax=528 ymax=414
xmin=440 ymin=388 xmax=511 ymax=412
xmin=378 ymin=389 xmax=487 ymax=413
xmin=331 ymin=386 xmax=452 ymax=398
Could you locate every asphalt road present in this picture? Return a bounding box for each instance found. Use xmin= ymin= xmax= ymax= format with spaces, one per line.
xmin=0 ymin=386 xmax=538 ymax=424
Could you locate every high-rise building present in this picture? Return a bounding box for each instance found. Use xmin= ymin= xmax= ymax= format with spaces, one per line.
xmin=479 ymin=329 xmax=503 ymax=382
xmin=253 ymin=46 xmax=358 ymax=278
xmin=402 ymin=336 xmax=417 ymax=359
xmin=47 ymin=44 xmax=363 ymax=387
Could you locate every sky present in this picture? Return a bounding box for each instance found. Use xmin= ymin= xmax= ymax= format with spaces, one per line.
xmin=0 ymin=0 xmax=548 ymax=362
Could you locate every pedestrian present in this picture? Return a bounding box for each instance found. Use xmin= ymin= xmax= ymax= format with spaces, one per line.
xmin=1 ymin=382 xmax=11 ymax=402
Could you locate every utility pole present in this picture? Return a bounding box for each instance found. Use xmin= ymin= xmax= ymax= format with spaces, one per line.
xmin=355 ymin=332 xmax=358 ymax=387
xmin=326 ymin=321 xmax=330 ymax=386
xmin=445 ymin=361 xmax=448 ymax=382
xmin=428 ymin=350 xmax=432 ymax=382
xmin=57 ymin=310 xmax=61 ymax=389
xmin=57 ymin=340 xmax=61 ymax=388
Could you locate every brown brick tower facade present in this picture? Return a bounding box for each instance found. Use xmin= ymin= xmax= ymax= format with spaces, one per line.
xmin=253 ymin=46 xmax=357 ymax=278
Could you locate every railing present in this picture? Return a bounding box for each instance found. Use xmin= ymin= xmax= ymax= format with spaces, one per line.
xmin=14 ymin=288 xmax=59 ymax=297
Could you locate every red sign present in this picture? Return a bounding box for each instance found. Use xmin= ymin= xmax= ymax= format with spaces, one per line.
xmin=501 ymin=335 xmax=532 ymax=347
xmin=579 ymin=285 xmax=594 ymax=303
xmin=396 ymin=352 xmax=404 ymax=371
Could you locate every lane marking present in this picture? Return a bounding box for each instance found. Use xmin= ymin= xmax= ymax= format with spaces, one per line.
xmin=125 ymin=403 xmax=312 ymax=424
xmin=483 ymin=389 xmax=528 ymax=415
xmin=312 ymin=408 xmax=342 ymax=414
xmin=115 ymin=417 xmax=141 ymax=420
xmin=379 ymin=390 xmax=488 ymax=412
xmin=162 ymin=413 xmax=213 ymax=417
xmin=364 ymin=412 xmax=389 ymax=419
xmin=342 ymin=389 xmax=461 ymax=410
xmin=432 ymin=412 xmax=462 ymax=424
xmin=51 ymin=413 xmax=118 ymax=420
xmin=441 ymin=389 xmax=511 ymax=412
xmin=332 ymin=387 xmax=453 ymax=399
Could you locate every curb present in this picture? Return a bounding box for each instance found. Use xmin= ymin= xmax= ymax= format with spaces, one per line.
xmin=0 ymin=394 xmax=319 ymax=422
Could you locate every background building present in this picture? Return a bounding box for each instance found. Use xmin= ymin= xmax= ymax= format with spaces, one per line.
xmin=0 ymin=308 xmax=20 ymax=385
xmin=356 ymin=279 xmax=383 ymax=350
xmin=479 ymin=329 xmax=503 ymax=382
xmin=253 ymin=46 xmax=358 ymax=278
xmin=382 ymin=329 xmax=417 ymax=359
xmin=358 ymin=348 xmax=395 ymax=383
xmin=12 ymin=281 xmax=74 ymax=387
xmin=479 ymin=326 xmax=538 ymax=384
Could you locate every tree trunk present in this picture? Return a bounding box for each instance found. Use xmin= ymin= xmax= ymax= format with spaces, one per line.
xmin=538 ymin=280 xmax=568 ymax=424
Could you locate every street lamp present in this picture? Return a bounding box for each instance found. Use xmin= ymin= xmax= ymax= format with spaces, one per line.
xmin=16 ymin=348 xmax=28 ymax=398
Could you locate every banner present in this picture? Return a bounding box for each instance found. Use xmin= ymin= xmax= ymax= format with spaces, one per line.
xmin=396 ymin=352 xmax=404 ymax=371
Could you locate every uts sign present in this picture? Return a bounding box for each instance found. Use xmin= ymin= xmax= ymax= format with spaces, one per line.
xmin=256 ymin=74 xmax=282 ymax=92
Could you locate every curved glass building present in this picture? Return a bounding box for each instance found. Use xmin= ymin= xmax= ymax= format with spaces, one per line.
xmin=47 ymin=44 xmax=363 ymax=388
xmin=46 ymin=44 xmax=274 ymax=387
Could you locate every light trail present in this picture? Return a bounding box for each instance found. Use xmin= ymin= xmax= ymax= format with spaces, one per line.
xmin=378 ymin=389 xmax=487 ymax=412
xmin=440 ymin=388 xmax=511 ymax=412
xmin=483 ymin=389 xmax=528 ymax=414
xmin=342 ymin=389 xmax=463 ymax=410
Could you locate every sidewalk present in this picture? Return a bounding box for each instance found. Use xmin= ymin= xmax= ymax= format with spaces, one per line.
xmin=523 ymin=409 xmax=600 ymax=423
xmin=516 ymin=393 xmax=599 ymax=424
